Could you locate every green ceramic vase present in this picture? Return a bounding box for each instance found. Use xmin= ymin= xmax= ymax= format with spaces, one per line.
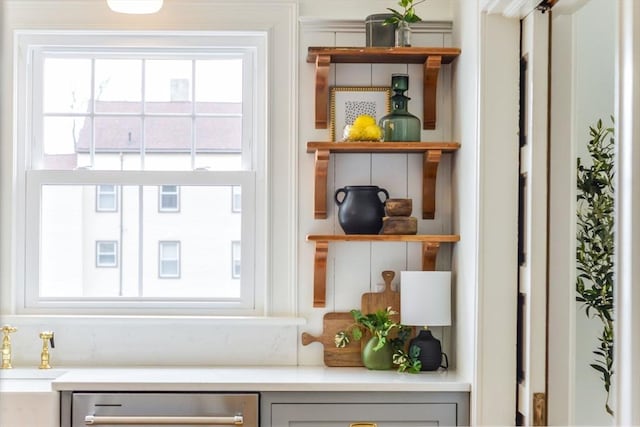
xmin=361 ymin=337 xmax=394 ymax=370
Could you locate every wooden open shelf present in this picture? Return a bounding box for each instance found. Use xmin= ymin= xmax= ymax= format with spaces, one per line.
xmin=306 ymin=141 xmax=460 ymax=220
xmin=306 ymin=234 xmax=460 ymax=307
xmin=306 ymin=47 xmax=461 ymax=130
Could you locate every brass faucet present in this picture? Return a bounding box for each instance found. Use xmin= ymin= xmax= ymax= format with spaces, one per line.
xmin=39 ymin=331 xmax=55 ymax=369
xmin=1 ymin=325 xmax=17 ymax=369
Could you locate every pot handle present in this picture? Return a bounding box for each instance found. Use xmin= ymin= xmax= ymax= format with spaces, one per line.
xmin=334 ymin=188 xmax=347 ymax=206
xmin=440 ymin=352 xmax=449 ymax=370
xmin=378 ymin=188 xmax=390 ymax=202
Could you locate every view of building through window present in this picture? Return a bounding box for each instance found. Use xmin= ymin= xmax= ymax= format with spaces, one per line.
xmin=28 ymin=48 xmax=253 ymax=305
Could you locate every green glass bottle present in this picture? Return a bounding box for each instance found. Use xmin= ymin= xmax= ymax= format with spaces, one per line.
xmin=379 ymin=74 xmax=421 ymax=141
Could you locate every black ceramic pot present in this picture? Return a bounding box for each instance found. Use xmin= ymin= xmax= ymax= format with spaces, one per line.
xmin=334 ymin=185 xmax=389 ymax=234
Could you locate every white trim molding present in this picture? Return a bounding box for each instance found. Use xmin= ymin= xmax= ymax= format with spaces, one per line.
xmin=481 ymin=0 xmax=540 ymax=17
xmin=615 ymin=0 xmax=640 ymax=423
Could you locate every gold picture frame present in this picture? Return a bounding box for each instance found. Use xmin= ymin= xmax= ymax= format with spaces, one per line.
xmin=329 ymin=86 xmax=391 ymax=141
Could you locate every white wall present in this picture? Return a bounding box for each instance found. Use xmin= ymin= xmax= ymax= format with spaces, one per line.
xmin=0 ymin=0 xmax=299 ymax=366
xmin=550 ymin=0 xmax=616 ymax=424
xmin=1 ymin=0 xmax=464 ymax=368
xmin=573 ymin=2 xmax=616 ymax=424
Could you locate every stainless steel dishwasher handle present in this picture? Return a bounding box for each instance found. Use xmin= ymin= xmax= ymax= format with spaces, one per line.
xmin=85 ymin=415 xmax=243 ymax=425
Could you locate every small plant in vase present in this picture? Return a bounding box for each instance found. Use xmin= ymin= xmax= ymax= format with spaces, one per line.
xmin=383 ymin=0 xmax=427 ymax=47
xmin=335 ymin=307 xmax=413 ymax=371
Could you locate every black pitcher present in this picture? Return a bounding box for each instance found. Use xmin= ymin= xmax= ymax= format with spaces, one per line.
xmin=334 ymin=185 xmax=389 ymax=234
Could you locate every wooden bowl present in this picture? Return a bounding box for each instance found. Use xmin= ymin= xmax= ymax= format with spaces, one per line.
xmin=384 ymin=198 xmax=412 ymax=217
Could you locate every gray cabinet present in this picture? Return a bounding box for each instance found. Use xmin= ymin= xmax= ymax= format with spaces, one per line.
xmin=260 ymin=391 xmax=469 ymax=426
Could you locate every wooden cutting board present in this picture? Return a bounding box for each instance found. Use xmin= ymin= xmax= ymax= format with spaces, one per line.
xmin=301 ymin=312 xmax=363 ymax=367
xmin=360 ymin=270 xmax=402 ymax=349
xmin=361 ymin=270 xmax=401 ymax=316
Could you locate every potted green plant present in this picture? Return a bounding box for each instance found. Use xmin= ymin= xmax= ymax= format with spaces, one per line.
xmin=576 ymin=117 xmax=615 ymax=416
xmin=383 ymin=0 xmax=427 ymax=47
xmin=335 ymin=307 xmax=411 ymax=370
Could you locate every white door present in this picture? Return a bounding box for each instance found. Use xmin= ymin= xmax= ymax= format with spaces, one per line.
xmin=517 ymin=8 xmax=550 ymax=426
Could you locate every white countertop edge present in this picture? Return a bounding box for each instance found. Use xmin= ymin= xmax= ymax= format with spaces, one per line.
xmin=49 ymin=367 xmax=471 ymax=393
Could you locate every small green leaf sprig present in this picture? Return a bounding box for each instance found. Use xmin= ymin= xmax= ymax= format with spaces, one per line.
xmin=383 ymin=0 xmax=427 ymax=26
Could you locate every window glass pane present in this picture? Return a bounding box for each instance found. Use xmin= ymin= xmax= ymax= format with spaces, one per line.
xmin=160 ymin=185 xmax=179 ymax=211
xmin=40 ymin=185 xmax=242 ymax=299
xmin=96 ymin=241 xmax=117 ymax=267
xmin=195 ymin=59 xmax=243 ymax=106
xmin=231 ymin=186 xmax=241 ymax=212
xmin=145 ymin=60 xmax=192 ymax=114
xmin=195 ymin=117 xmax=242 ymax=152
xmin=42 ymin=117 xmax=85 ymax=170
xmin=231 ymin=241 xmax=241 ymax=279
xmin=95 ymin=59 xmax=142 ymax=113
xmin=145 ymin=117 xmax=191 ymax=152
xmin=92 ymin=117 xmax=142 ymax=170
xmin=43 ymin=58 xmax=91 ymax=114
xmin=97 ymin=185 xmax=117 ymax=211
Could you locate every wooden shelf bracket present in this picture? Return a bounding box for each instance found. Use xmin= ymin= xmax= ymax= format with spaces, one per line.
xmin=314 ymin=55 xmax=331 ymax=129
xmin=422 ymin=149 xmax=442 ymax=219
xmin=312 ymin=240 xmax=329 ymax=307
xmin=423 ymin=55 xmax=442 ymax=130
xmin=313 ymin=149 xmax=330 ymax=219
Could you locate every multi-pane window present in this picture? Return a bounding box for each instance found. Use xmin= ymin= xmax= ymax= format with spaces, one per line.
xmin=231 ymin=186 xmax=242 ymax=213
xmin=17 ymin=32 xmax=265 ymax=313
xmin=231 ymin=241 xmax=241 ymax=279
xmin=159 ymin=185 xmax=179 ymax=212
xmin=96 ymin=184 xmax=118 ymax=212
xmin=159 ymin=241 xmax=180 ymax=278
xmin=96 ymin=241 xmax=118 ymax=267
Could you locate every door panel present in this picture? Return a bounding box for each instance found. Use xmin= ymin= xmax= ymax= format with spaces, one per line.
xmin=517 ymin=9 xmax=549 ymax=426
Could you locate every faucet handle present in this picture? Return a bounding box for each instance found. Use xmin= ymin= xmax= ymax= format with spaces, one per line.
xmin=2 ymin=325 xmax=17 ymax=335
xmin=39 ymin=331 xmax=54 ymax=369
xmin=1 ymin=325 xmax=17 ymax=369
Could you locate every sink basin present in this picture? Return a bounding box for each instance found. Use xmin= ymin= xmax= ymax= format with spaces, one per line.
xmin=0 ymin=368 xmax=66 ymax=380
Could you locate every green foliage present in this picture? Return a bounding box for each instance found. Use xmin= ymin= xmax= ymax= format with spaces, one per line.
xmin=383 ymin=0 xmax=426 ymax=25
xmin=334 ymin=307 xmax=400 ymax=351
xmin=393 ymin=344 xmax=422 ymax=373
xmin=334 ymin=307 xmax=419 ymax=373
xmin=576 ymin=117 xmax=615 ymax=416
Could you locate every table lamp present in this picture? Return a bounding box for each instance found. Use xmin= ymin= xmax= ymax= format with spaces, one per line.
xmin=400 ymin=271 xmax=451 ymax=371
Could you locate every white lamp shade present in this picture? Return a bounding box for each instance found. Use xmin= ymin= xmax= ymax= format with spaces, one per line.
xmin=108 ymin=0 xmax=163 ymax=14
xmin=400 ymin=271 xmax=451 ymax=326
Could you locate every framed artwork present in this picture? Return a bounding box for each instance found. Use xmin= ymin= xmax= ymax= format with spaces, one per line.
xmin=330 ymin=86 xmax=391 ymax=141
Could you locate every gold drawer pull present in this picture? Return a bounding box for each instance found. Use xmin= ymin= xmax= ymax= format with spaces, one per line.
xmin=349 ymin=424 xmax=377 ymax=427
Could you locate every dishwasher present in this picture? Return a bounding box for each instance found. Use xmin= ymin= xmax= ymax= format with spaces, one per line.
xmin=60 ymin=391 xmax=259 ymax=427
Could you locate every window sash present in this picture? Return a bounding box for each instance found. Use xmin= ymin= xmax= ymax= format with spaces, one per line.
xmin=96 ymin=185 xmax=118 ymax=212
xmin=159 ymin=185 xmax=180 ymax=212
xmin=159 ymin=241 xmax=180 ymax=278
xmin=96 ymin=241 xmax=118 ymax=267
xmin=14 ymin=31 xmax=270 ymax=316
xmin=23 ymin=170 xmax=256 ymax=312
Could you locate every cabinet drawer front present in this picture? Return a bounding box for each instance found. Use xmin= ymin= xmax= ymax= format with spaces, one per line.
xmin=271 ymin=402 xmax=457 ymax=426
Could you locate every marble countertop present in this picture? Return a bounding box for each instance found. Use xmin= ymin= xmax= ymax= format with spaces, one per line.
xmin=1 ymin=367 xmax=471 ymax=393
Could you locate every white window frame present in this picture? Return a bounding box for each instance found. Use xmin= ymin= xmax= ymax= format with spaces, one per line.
xmin=96 ymin=184 xmax=118 ymax=212
xmin=15 ymin=31 xmax=268 ymax=316
xmin=159 ymin=241 xmax=181 ymax=278
xmin=159 ymin=185 xmax=180 ymax=212
xmin=96 ymin=240 xmax=118 ymax=268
